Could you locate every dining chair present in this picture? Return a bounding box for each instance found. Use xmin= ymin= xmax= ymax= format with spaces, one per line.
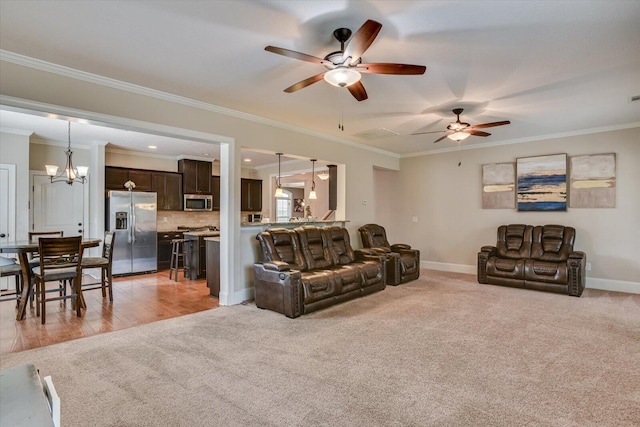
xmin=28 ymin=231 xmax=64 ymax=262
xmin=80 ymin=231 xmax=115 ymax=301
xmin=0 ymin=256 xmax=22 ymax=307
xmin=28 ymin=231 xmax=65 ymax=309
xmin=32 ymin=236 xmax=83 ymax=324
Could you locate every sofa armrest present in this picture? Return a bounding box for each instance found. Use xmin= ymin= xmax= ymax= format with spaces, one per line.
xmin=354 ymin=249 xmax=387 ymax=265
xmin=567 ymin=251 xmax=586 ymax=297
xmin=391 ymin=243 xmax=411 ymax=251
xmin=253 ymin=263 xmax=303 ymax=318
xmin=263 ymin=261 xmax=291 ymax=272
xmin=477 ymin=246 xmax=496 ymax=284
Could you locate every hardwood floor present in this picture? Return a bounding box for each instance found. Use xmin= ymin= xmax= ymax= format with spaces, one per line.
xmin=0 ymin=270 xmax=218 ymax=355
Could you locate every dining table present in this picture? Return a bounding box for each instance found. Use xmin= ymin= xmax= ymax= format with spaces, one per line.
xmin=0 ymin=237 xmax=102 ymax=321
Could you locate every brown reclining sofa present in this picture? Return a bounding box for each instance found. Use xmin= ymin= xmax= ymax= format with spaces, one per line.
xmin=254 ymin=226 xmax=386 ymax=318
xmin=478 ymin=224 xmax=586 ymax=296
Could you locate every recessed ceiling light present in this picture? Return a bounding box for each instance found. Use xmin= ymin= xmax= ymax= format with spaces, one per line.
xmin=244 ymin=158 xmax=251 ymax=162
xmin=202 ymin=153 xmax=210 ymax=156
xmin=148 ymin=145 xmax=157 ymax=149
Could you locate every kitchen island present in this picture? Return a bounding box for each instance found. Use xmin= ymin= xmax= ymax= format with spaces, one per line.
xmin=183 ymin=230 xmax=220 ymax=280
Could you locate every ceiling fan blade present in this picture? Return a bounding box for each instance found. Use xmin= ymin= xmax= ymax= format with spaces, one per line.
xmin=411 ymin=130 xmax=447 ymax=136
xmin=284 ymin=73 xmax=326 ymax=93
xmin=357 ymin=63 xmax=426 ymax=75
xmin=467 ymin=129 xmax=491 ymax=137
xmin=342 ymin=20 xmax=382 ymax=65
xmin=347 ymin=81 xmax=368 ymax=101
xmin=471 ymin=120 xmax=511 ymax=129
xmin=433 ymin=134 xmax=450 ymax=143
xmin=265 ymin=46 xmax=331 ymax=66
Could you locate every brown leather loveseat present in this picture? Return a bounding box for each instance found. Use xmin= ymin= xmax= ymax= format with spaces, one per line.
xmin=254 ymin=226 xmax=386 ymax=318
xmin=478 ymin=224 xmax=586 ymax=296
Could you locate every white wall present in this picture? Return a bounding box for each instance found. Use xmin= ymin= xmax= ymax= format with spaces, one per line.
xmin=376 ymin=127 xmax=640 ymax=289
xmin=0 ymin=131 xmax=30 ymax=240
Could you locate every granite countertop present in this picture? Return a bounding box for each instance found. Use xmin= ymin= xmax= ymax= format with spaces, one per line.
xmin=183 ymin=231 xmax=221 ymax=237
xmin=241 ymin=219 xmax=348 ymax=227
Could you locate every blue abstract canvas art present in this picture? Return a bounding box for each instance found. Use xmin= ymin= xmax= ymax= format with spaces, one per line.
xmin=516 ymin=154 xmax=567 ymax=211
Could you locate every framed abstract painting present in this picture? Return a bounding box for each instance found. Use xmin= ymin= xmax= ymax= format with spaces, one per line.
xmin=482 ymin=162 xmax=515 ymax=209
xmin=516 ymin=153 xmax=567 ymax=211
xmin=569 ymin=153 xmax=616 ymax=208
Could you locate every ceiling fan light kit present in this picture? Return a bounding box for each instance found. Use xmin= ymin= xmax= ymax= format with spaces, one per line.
xmin=448 ymin=131 xmax=471 ymax=142
xmin=323 ymin=67 xmax=361 ymax=87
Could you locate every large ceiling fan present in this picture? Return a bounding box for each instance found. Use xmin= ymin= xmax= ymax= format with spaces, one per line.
xmin=412 ymin=108 xmax=511 ymax=143
xmin=265 ymin=19 xmax=426 ymax=101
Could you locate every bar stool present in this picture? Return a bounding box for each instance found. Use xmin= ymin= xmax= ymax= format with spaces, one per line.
xmin=169 ymin=239 xmax=186 ymax=281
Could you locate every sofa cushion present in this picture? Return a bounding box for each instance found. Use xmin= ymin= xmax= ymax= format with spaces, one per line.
xmin=531 ymin=225 xmax=575 ymax=262
xmin=300 ymin=270 xmax=337 ymax=304
xmin=496 ymin=224 xmax=533 ymax=259
xmin=256 ymin=228 xmax=307 ymax=271
xmin=486 ymin=258 xmax=525 ymax=280
xmin=325 ymin=226 xmax=356 ymax=265
xmin=296 ymin=226 xmax=333 ymax=270
xmin=525 ymin=259 xmax=568 ymax=284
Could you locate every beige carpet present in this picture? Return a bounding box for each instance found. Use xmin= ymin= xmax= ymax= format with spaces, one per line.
xmin=2 ymin=270 xmax=639 ymax=427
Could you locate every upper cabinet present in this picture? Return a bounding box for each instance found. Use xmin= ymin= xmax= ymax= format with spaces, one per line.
xmin=152 ymin=172 xmax=183 ymax=211
xmin=105 ymin=166 xmax=152 ymax=191
xmin=178 ymin=159 xmax=212 ymax=195
xmin=211 ymin=175 xmax=221 ymax=211
xmin=241 ymin=178 xmax=262 ymax=212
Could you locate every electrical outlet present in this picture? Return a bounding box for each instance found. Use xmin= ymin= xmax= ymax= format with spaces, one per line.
xmin=586 ymin=262 xmax=592 ymax=271
xmin=412 ymin=216 xmax=418 ymax=223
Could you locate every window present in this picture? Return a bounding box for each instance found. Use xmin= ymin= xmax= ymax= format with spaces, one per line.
xmin=275 ymin=190 xmax=292 ymax=222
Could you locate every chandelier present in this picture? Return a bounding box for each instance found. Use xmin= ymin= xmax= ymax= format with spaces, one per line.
xmin=45 ymin=121 xmax=88 ymax=185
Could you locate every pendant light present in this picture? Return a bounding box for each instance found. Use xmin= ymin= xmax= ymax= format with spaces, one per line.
xmin=308 ymin=159 xmax=317 ymax=200
xmin=274 ymin=152 xmax=284 ymax=197
xmin=45 ymin=121 xmax=88 ymax=185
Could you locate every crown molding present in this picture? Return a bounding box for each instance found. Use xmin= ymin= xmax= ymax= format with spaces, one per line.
xmin=0 ymin=50 xmax=400 ymax=160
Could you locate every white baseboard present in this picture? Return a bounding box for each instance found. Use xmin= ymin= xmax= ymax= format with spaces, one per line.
xmin=421 ymin=261 xmax=476 ymax=275
xmin=422 ymin=261 xmax=640 ymax=294
xmin=585 ymin=277 xmax=640 ymax=294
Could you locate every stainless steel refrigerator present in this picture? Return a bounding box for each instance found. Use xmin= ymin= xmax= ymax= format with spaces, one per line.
xmin=106 ymin=190 xmax=157 ymax=276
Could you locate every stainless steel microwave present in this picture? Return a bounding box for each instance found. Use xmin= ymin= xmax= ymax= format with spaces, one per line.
xmin=184 ymin=194 xmax=213 ymax=211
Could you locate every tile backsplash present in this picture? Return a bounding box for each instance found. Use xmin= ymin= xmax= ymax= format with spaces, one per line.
xmin=157 ymin=211 xmax=220 ymax=231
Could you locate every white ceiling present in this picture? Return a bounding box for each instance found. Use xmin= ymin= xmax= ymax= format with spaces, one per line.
xmin=1 ymin=1 xmax=639 ymax=165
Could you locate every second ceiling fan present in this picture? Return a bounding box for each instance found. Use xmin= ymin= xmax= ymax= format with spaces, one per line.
xmin=265 ymin=19 xmax=426 ymax=101
xmin=412 ymin=108 xmax=511 ymax=143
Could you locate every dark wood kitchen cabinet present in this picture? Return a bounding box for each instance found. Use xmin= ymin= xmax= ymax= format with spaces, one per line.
xmin=241 ymin=178 xmax=262 ymax=211
xmin=105 ymin=166 xmax=152 ymax=191
xmin=152 ymin=172 xmax=183 ymax=211
xmin=178 ymin=159 xmax=212 ymax=195
xmin=211 ymin=175 xmax=221 ymax=211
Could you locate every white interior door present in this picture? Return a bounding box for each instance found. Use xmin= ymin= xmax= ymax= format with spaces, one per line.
xmin=32 ymin=173 xmax=86 ymax=238
xmin=1 ymin=163 xmax=17 ymax=291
